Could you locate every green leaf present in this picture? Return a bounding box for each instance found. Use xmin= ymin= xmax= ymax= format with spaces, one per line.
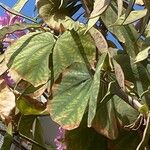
xmin=18 ymin=115 xmax=36 ymax=138
xmin=32 ymin=118 xmax=46 ymax=150
xmin=53 ymin=28 xmax=95 ymax=78
xmin=113 ymin=95 xmax=139 ymax=125
xmin=49 ymin=52 xmax=110 ymax=130
xmin=37 ymin=0 xmax=79 ymax=31
xmin=88 ymin=53 xmax=108 ymax=127
xmin=48 ymin=63 xmax=92 ymax=130
xmin=16 ymin=95 xmax=47 ymax=115
xmin=1 ymin=124 xmax=13 ymax=150
xmin=1 ymin=133 xmax=13 ymax=150
xmin=101 ymin=1 xmax=141 ymax=58
xmin=114 ymin=9 xmax=147 ymax=25
xmin=6 ymin=32 xmax=55 ymax=87
xmin=13 ymin=0 xmax=28 ymax=12
xmin=0 ymin=23 xmax=41 ymax=42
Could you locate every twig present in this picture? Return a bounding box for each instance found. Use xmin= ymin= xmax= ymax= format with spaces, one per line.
xmin=0 ymin=2 xmax=37 ymax=23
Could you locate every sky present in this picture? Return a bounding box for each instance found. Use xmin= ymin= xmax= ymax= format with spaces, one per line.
xmin=0 ymin=0 xmax=36 ymax=17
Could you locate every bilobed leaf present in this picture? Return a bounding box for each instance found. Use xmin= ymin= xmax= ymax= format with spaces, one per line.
xmin=114 ymin=9 xmax=147 ymax=25
xmin=0 ymin=79 xmax=15 ymax=120
xmin=48 ymin=63 xmax=92 ymax=130
xmin=53 ymin=28 xmax=95 ymax=78
xmin=6 ymin=32 xmax=55 ymax=87
xmin=37 ymin=0 xmax=79 ymax=31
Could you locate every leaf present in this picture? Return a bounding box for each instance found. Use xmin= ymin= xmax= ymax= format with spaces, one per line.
xmin=65 ymin=119 xmax=108 ymax=150
xmin=37 ymin=0 xmax=79 ymax=31
xmin=1 ymin=133 xmax=13 ymax=150
xmin=113 ymin=59 xmax=125 ymax=90
xmin=0 ymin=79 xmax=15 ymax=120
xmin=135 ymin=0 xmax=144 ymax=5
xmin=101 ymin=1 xmax=141 ymax=58
xmin=87 ymin=0 xmax=111 ymax=30
xmin=89 ymin=28 xmax=108 ymax=54
xmin=117 ymin=0 xmax=123 ymax=17
xmin=16 ymin=95 xmax=47 ymax=115
xmin=18 ymin=115 xmax=36 ymax=138
xmin=135 ymin=36 xmax=150 ymax=63
xmin=92 ymin=99 xmax=119 ymax=140
xmin=13 ymin=0 xmax=28 ymax=12
xmin=53 ymin=28 xmax=95 ymax=78
xmin=88 ymin=53 xmax=109 ymax=127
xmin=114 ymin=9 xmax=147 ymax=25
xmin=32 ymin=118 xmax=45 ymax=150
xmin=48 ymin=63 xmax=92 ymax=130
xmin=90 ymin=0 xmax=111 ymax=18
xmin=113 ymin=95 xmax=139 ymax=125
xmin=0 ymin=23 xmax=41 ymax=42
xmin=6 ymin=32 xmax=55 ymax=87
xmin=135 ymin=47 xmax=149 ymax=62
xmin=1 ymin=123 xmax=13 ymax=150
xmin=109 ymin=130 xmax=141 ymax=150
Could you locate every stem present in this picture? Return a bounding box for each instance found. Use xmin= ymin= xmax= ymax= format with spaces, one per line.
xmin=0 ymin=2 xmax=37 ymax=23
xmin=17 ymin=132 xmax=48 ymax=150
xmin=116 ymin=85 xmax=146 ymax=112
xmin=81 ymin=0 xmax=91 ymax=16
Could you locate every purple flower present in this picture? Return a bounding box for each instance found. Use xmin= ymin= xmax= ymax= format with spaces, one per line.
xmin=0 ymin=11 xmax=23 ymax=28
xmin=2 ymin=72 xmax=15 ymax=87
xmin=0 ymin=12 xmax=26 ymax=85
xmin=0 ymin=11 xmax=26 ymax=43
xmin=54 ymin=127 xmax=67 ymax=150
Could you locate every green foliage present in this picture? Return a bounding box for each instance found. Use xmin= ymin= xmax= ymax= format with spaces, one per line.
xmin=0 ymin=0 xmax=150 ymax=149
